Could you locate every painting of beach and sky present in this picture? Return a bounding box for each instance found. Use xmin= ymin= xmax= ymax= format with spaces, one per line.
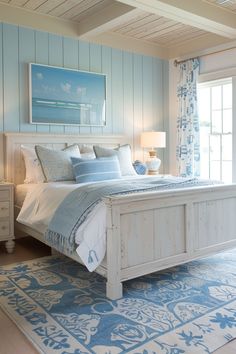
xmin=30 ymin=63 xmax=106 ymax=126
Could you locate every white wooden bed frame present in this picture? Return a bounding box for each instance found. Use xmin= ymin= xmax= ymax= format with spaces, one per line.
xmin=4 ymin=132 xmax=236 ymax=300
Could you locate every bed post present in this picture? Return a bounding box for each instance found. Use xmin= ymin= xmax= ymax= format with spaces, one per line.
xmin=105 ymin=199 xmax=123 ymax=300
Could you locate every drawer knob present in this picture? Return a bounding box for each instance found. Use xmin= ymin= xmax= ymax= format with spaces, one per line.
xmin=0 ymin=207 xmax=7 ymax=211
xmin=1 ymin=226 xmax=6 ymax=230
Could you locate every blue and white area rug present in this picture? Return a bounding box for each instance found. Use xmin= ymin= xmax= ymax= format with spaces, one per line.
xmin=1 ymin=250 xmax=236 ymax=354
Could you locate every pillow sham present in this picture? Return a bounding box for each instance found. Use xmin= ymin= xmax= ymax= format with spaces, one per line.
xmin=93 ymin=144 xmax=137 ymax=176
xmin=21 ymin=145 xmax=44 ymax=183
xmin=35 ymin=144 xmax=81 ymax=182
xmin=71 ymin=156 xmax=121 ymax=183
xmin=81 ymin=152 xmax=96 ymax=160
xmin=79 ymin=144 xmax=96 ymax=159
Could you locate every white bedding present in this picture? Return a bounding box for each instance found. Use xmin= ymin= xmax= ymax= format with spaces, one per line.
xmin=15 ymin=184 xmax=38 ymax=207
xmin=17 ymin=175 xmax=168 ymax=271
xmin=17 ymin=181 xmax=107 ymax=271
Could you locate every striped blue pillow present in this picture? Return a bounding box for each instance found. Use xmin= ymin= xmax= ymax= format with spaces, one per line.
xmin=71 ymin=156 xmax=122 ymax=183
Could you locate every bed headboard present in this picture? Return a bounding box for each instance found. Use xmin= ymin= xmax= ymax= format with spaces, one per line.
xmin=4 ymin=133 xmax=131 ymax=185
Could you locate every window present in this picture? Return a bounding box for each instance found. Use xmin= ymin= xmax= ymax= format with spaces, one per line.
xmin=198 ymin=78 xmax=232 ymax=183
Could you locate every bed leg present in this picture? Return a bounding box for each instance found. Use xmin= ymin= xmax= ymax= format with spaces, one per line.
xmin=106 ymin=281 xmax=123 ymax=300
xmin=5 ymin=240 xmax=15 ymax=253
xmin=106 ymin=203 xmax=122 ymax=300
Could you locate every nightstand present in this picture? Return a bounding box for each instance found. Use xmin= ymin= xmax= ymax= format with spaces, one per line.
xmin=0 ymin=182 xmax=15 ymax=253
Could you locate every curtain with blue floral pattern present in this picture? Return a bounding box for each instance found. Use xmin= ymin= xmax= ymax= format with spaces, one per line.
xmin=176 ymin=58 xmax=200 ymax=177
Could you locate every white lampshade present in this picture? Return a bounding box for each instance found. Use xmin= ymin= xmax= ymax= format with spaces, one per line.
xmin=141 ymin=131 xmax=166 ymax=149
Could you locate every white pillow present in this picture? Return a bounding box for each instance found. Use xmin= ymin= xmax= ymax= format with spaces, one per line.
xmin=79 ymin=144 xmax=96 ymax=159
xmin=21 ymin=145 xmax=45 ymax=183
xmin=80 ymin=152 xmax=96 ymax=159
xmin=93 ymin=144 xmax=137 ymax=176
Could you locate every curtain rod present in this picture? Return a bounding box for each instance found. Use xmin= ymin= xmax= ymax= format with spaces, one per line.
xmin=173 ymin=45 xmax=236 ymax=66
xmin=174 ymin=57 xmax=197 ymax=66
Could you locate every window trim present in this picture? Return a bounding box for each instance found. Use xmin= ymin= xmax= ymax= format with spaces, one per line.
xmin=198 ymin=78 xmax=233 ymax=182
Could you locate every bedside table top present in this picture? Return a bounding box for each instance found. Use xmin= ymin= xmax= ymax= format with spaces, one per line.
xmin=0 ymin=181 xmax=14 ymax=186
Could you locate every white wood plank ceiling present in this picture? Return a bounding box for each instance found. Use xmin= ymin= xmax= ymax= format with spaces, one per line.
xmin=0 ymin=0 xmax=112 ymax=22
xmin=1 ymin=0 xmax=236 ymax=56
xmin=111 ymin=11 xmax=209 ymax=46
xmin=204 ymin=0 xmax=236 ymax=13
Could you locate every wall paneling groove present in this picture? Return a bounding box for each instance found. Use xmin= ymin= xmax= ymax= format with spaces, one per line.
xmin=0 ymin=22 xmax=169 ymax=178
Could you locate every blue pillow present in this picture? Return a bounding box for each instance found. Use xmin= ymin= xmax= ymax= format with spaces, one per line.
xmin=71 ymin=156 xmax=122 ymax=183
xmin=133 ymin=160 xmax=147 ymax=175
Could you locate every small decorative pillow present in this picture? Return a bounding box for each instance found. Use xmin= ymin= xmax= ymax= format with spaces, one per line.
xmin=133 ymin=160 xmax=147 ymax=175
xmin=21 ymin=145 xmax=45 ymax=183
xmin=71 ymin=156 xmax=121 ymax=183
xmin=35 ymin=144 xmax=81 ymax=182
xmin=93 ymin=144 xmax=137 ymax=176
xmin=79 ymin=144 xmax=96 ymax=160
xmin=81 ymin=152 xmax=96 ymax=159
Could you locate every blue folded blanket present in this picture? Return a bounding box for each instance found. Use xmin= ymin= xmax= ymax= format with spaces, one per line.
xmin=45 ymin=176 xmax=217 ymax=255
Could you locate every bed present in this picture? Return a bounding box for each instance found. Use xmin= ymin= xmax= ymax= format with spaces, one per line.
xmin=4 ymin=132 xmax=236 ymax=300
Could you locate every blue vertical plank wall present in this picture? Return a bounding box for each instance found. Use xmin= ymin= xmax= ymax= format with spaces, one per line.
xmin=19 ymin=27 xmax=36 ymax=132
xmin=162 ymin=60 xmax=170 ymax=173
xmin=35 ymin=31 xmax=50 ymax=133
xmin=142 ymin=56 xmax=153 ymax=132
xmin=111 ymin=49 xmax=123 ymax=134
xmin=3 ymin=24 xmax=19 ymax=132
xmin=0 ymin=22 xmax=169 ymax=165
xmin=123 ymin=52 xmax=134 ymax=146
xmin=133 ymin=55 xmax=143 ymax=161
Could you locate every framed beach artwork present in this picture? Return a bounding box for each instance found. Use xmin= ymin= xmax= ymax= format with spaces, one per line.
xmin=29 ymin=63 xmax=106 ymax=126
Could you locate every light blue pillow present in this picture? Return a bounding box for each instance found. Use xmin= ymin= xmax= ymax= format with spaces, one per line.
xmin=93 ymin=144 xmax=137 ymax=176
xmin=71 ymin=156 xmax=122 ymax=183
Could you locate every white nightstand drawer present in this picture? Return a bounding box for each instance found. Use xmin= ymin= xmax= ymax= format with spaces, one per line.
xmin=0 ymin=221 xmax=10 ymax=236
xmin=0 ymin=202 xmax=10 ymax=218
xmin=0 ymin=190 xmax=10 ymax=201
xmin=0 ymin=182 xmax=14 ymax=253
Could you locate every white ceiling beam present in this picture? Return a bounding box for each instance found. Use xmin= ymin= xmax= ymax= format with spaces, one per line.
xmin=88 ymin=30 xmax=169 ymax=58
xmin=0 ymin=2 xmax=168 ymax=58
xmin=77 ymin=2 xmax=141 ymax=38
xmin=116 ymin=0 xmax=236 ymax=38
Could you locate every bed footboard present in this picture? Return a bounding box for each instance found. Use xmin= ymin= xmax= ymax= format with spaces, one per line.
xmin=104 ymin=184 xmax=236 ymax=299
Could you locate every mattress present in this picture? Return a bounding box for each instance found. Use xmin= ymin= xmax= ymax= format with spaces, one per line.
xmin=16 ymin=181 xmax=107 ymax=271
xmin=15 ymin=184 xmax=38 ymax=207
xmin=17 ymin=175 xmax=199 ymax=271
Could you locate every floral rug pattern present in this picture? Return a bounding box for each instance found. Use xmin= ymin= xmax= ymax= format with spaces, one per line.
xmin=1 ymin=250 xmax=236 ymax=353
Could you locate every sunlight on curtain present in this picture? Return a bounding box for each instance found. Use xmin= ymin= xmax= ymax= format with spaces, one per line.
xmin=176 ymin=58 xmax=200 ymax=177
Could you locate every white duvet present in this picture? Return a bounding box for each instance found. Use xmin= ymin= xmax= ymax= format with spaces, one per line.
xmin=17 ymin=175 xmax=166 ymax=271
xmin=17 ymin=181 xmax=107 ymax=271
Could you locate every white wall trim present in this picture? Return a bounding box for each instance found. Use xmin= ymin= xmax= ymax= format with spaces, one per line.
xmin=199 ymin=66 xmax=236 ymax=83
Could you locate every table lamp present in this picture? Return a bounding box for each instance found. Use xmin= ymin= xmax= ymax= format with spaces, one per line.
xmin=141 ymin=131 xmax=166 ymax=174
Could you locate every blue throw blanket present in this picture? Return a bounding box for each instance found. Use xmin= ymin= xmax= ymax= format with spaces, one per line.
xmin=45 ymin=177 xmax=217 ymax=255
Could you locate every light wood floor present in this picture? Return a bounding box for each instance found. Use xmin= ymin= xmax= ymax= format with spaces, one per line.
xmin=0 ymin=237 xmax=235 ymax=354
